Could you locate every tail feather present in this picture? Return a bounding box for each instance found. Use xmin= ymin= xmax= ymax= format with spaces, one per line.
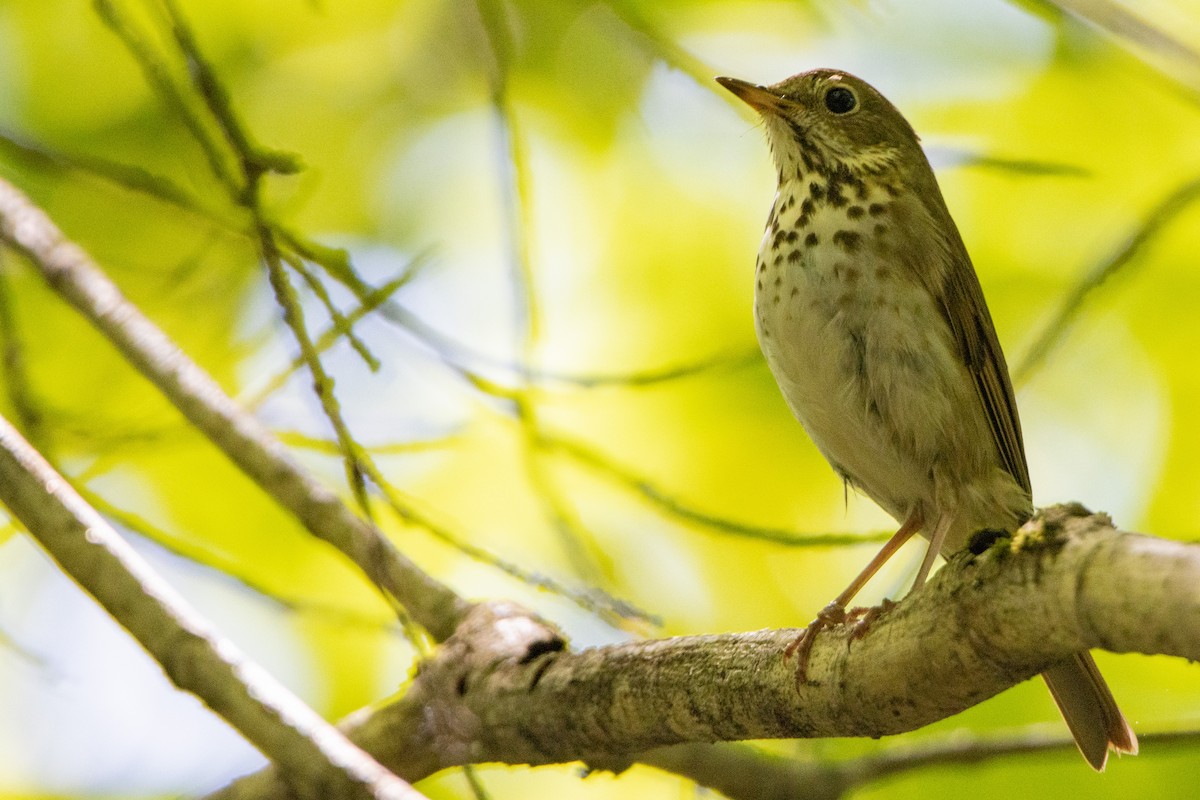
xmin=1042 ymin=652 xmax=1137 ymax=771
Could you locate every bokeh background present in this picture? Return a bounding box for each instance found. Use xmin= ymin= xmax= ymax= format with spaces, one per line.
xmin=0 ymin=0 xmax=1198 ymax=797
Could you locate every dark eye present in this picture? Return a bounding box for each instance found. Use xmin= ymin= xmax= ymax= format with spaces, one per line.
xmin=824 ymin=86 xmax=857 ymax=114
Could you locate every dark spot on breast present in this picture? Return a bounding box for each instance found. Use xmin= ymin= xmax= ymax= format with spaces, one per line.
xmin=827 ymin=183 xmax=848 ymax=208
xmin=885 ymin=184 xmax=901 ymax=198
xmin=796 ymin=214 xmax=809 ymax=228
xmin=801 ymin=197 xmax=814 ymax=215
xmin=855 ymin=182 xmax=869 ymax=201
xmin=809 ymin=182 xmax=825 ymax=201
xmin=842 ymin=266 xmax=860 ymax=285
xmin=774 ymin=275 xmax=782 ymax=287
xmin=773 ymin=293 xmax=781 ymax=305
xmin=832 ymin=230 xmax=862 ymax=253
xmin=847 ymin=205 xmax=865 ymax=220
xmin=786 ymin=231 xmax=799 ymax=244
xmin=790 ymin=287 xmax=799 ymax=298
xmin=773 ymin=253 xmax=783 ymax=266
xmin=868 ymin=202 xmax=887 ymax=217
xmin=804 ymin=232 xmax=818 ymax=247
xmin=874 ymin=223 xmax=888 ymax=236
xmin=756 ymin=279 xmax=763 ymax=290
xmin=787 ymin=250 xmax=802 ymax=264
xmin=773 ymin=230 xmax=786 ymax=248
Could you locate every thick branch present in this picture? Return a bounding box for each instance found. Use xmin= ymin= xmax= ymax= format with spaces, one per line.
xmin=211 ymin=506 xmax=1199 ymax=797
xmin=0 ymin=176 xmax=470 ymax=641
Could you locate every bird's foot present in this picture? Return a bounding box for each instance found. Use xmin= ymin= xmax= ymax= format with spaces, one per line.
xmin=784 ymin=600 xmax=848 ymax=685
xmin=846 ymin=598 xmax=896 ymax=641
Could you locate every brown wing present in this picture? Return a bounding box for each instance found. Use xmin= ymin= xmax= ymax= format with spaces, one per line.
xmin=936 ymin=257 xmax=1031 ymax=494
xmin=892 ymin=187 xmax=1031 ymax=495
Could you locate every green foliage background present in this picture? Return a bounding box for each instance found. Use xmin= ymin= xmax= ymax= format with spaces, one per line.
xmin=0 ymin=0 xmax=1198 ymax=797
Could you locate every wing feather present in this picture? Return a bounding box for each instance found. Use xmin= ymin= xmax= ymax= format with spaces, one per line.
xmin=891 ymin=187 xmax=1031 ymax=495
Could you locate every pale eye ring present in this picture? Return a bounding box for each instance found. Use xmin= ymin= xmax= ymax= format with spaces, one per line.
xmin=824 ymin=86 xmax=857 ymax=114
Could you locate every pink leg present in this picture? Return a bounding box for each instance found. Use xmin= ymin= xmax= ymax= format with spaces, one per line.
xmin=910 ymin=512 xmax=953 ymax=592
xmin=785 ymin=508 xmax=924 ymax=681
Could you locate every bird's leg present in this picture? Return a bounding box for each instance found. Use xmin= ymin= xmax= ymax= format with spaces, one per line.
xmin=785 ymin=509 xmax=923 ymax=682
xmin=910 ymin=512 xmax=954 ymax=591
xmin=846 ymin=514 xmax=954 ymax=643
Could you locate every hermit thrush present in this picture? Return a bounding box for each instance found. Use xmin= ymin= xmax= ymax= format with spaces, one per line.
xmin=717 ymin=69 xmax=1136 ymax=769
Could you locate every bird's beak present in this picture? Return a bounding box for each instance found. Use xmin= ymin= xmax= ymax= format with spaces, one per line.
xmin=716 ymin=76 xmax=784 ymax=113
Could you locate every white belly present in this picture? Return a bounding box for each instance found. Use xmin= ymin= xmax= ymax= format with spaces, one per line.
xmin=753 ymin=194 xmax=997 ymax=540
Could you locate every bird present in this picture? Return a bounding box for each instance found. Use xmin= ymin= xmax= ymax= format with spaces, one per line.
xmin=716 ymin=68 xmax=1137 ymax=770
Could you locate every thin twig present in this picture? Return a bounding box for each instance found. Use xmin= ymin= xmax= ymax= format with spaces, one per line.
xmin=283 ymin=251 xmax=380 ymax=371
xmin=0 ymin=256 xmax=43 ymax=444
xmin=1037 ymin=0 xmax=1200 ymax=101
xmin=1015 ymin=176 xmax=1200 ymax=384
xmin=599 ymin=0 xmax=718 ymax=89
xmin=473 ymin=0 xmax=609 ymax=582
xmin=93 ymin=0 xmax=241 ymax=194
xmin=0 ymin=129 xmax=246 ymax=229
xmin=547 ymin=432 xmax=890 ymax=548
xmin=152 ymin=0 xmax=302 ymax=186
xmin=260 ymin=228 xmax=374 ymax=517
xmin=81 ymin=485 xmax=412 ymax=637
xmin=241 ymin=257 xmax=432 ymax=409
xmin=354 ymin=452 xmax=659 ymax=628
xmin=0 ymin=175 xmax=472 ymax=641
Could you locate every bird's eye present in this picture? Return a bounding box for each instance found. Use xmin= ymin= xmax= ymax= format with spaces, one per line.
xmin=824 ymin=86 xmax=857 ymax=114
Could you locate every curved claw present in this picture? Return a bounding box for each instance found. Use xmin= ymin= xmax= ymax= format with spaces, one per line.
xmin=784 ymin=601 xmax=849 ymax=684
xmin=848 ymin=598 xmax=895 ymax=641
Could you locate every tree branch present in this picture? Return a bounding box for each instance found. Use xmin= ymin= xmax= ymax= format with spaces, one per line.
xmin=0 ymin=175 xmax=471 ymax=641
xmin=0 ymin=412 xmax=423 ymax=800
xmin=208 ymin=505 xmax=1199 ymax=797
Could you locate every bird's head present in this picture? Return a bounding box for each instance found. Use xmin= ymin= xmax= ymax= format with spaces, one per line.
xmin=717 ymin=69 xmax=923 ymax=184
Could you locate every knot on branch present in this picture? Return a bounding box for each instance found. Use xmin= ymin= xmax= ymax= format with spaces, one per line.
xmin=411 ymin=601 xmax=567 ymax=765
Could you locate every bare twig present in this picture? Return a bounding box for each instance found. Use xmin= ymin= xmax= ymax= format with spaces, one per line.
xmin=0 ymin=176 xmax=472 ymax=641
xmin=547 ymin=432 xmax=891 ymax=547
xmin=242 ymin=259 xmax=431 ymax=409
xmin=0 ymin=256 xmax=42 ymax=444
xmin=80 ymin=486 xmax=407 ymax=636
xmin=353 ymin=450 xmax=658 ymax=628
xmin=472 ymin=0 xmax=609 ymax=582
xmin=93 ymin=0 xmax=242 ymax=193
xmin=259 ymin=228 xmax=374 ymax=516
xmin=1015 ymin=176 xmax=1200 ymax=384
xmin=1036 ymin=0 xmax=1200 ymax=100
xmin=283 ymin=251 xmax=380 ymax=372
